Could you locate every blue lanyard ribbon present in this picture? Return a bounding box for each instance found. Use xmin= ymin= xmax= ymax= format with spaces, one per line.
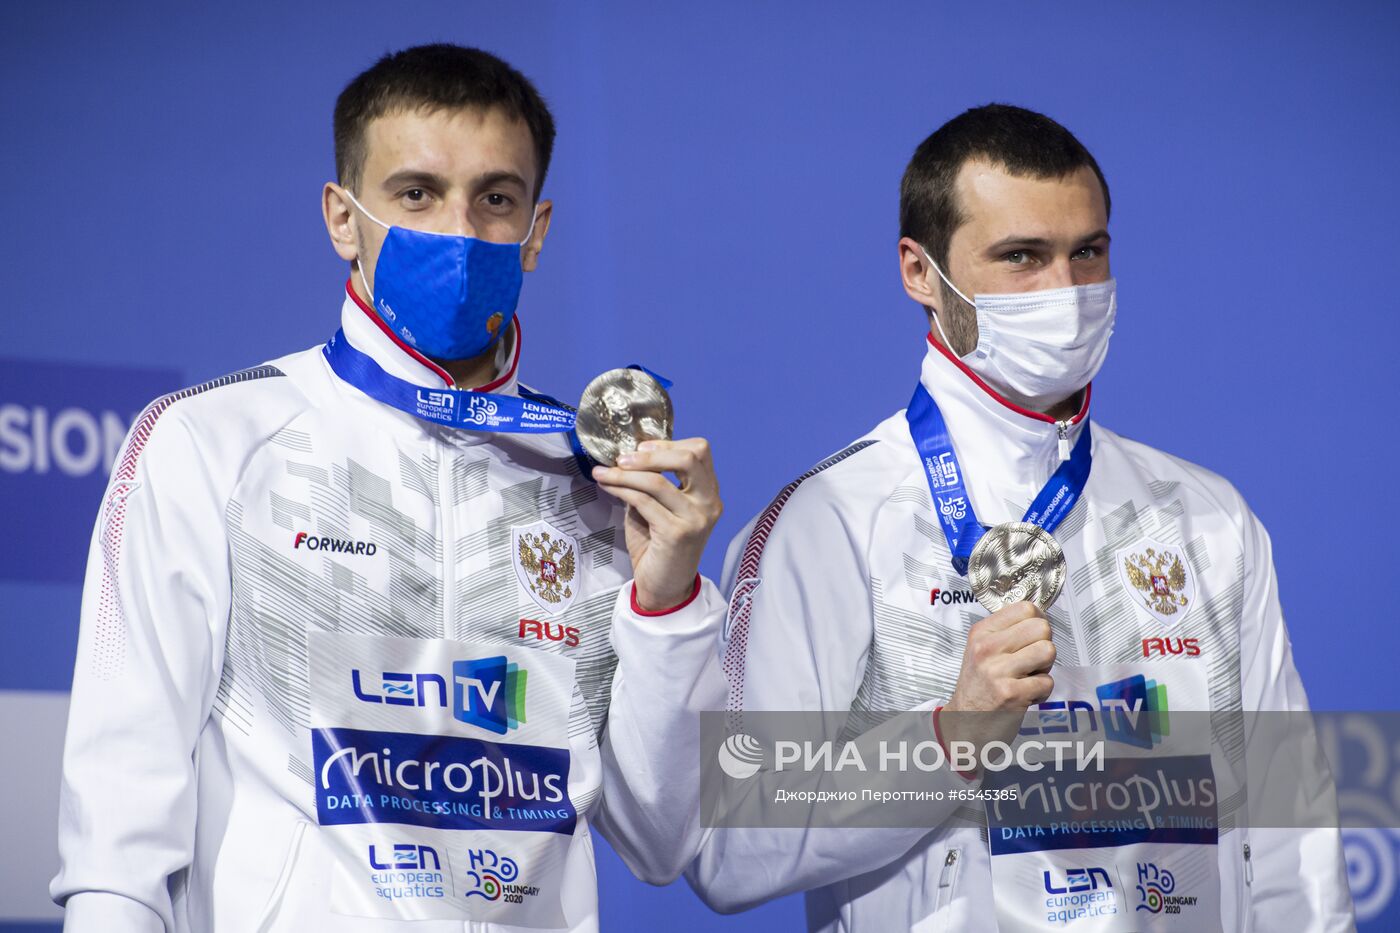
xmin=324 ymin=331 xmax=673 ymax=482
xmin=324 ymin=329 xmax=577 ymax=432
xmin=906 ymin=383 xmax=1092 ymax=575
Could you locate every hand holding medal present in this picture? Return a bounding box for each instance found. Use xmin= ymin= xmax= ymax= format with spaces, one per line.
xmin=907 ymin=382 xmax=1087 ymax=767
xmin=940 ymin=600 xmax=1057 ymax=772
xmin=581 ymin=369 xmax=723 ymax=614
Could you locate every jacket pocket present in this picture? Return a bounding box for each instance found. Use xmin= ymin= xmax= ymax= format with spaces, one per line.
xmin=253 ymin=819 xmax=310 ymax=933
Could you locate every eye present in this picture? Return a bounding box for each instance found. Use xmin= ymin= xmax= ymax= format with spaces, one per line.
xmin=398 ymin=187 xmax=434 ymax=209
xmin=1003 ymin=250 xmax=1031 ymax=265
xmin=1072 ymin=245 xmax=1103 ymax=261
xmin=481 ymin=192 xmax=517 ymax=213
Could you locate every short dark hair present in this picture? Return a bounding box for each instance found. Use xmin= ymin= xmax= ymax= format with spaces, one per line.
xmin=899 ymin=104 xmax=1110 ymax=269
xmin=334 ymin=44 xmax=556 ymax=199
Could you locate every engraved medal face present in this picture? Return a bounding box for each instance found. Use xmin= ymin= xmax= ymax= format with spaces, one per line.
xmin=575 ymin=368 xmax=674 ymax=466
xmin=967 ymin=521 xmax=1066 ymax=613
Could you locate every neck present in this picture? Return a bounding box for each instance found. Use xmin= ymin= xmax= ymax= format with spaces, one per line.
xmin=435 ymin=349 xmax=500 ymax=389
xmin=1043 ymin=391 xmax=1084 ymax=423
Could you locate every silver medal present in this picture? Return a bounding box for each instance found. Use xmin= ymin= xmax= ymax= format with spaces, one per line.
xmin=967 ymin=521 xmax=1066 ymax=613
xmin=575 ymin=368 xmax=674 ymax=467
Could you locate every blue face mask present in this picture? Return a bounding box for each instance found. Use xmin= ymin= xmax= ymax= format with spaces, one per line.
xmin=345 ymin=190 xmax=538 ymax=361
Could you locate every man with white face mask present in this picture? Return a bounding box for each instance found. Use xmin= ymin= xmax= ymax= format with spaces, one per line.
xmin=686 ymin=105 xmax=1354 ymax=931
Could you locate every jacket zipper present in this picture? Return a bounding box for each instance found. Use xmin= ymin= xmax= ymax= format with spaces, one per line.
xmin=438 ymin=440 xmax=455 ymax=639
xmin=1051 ymin=417 xmax=1088 ymax=663
xmin=1056 ymin=419 xmax=1072 ymax=461
xmin=1243 ymin=843 xmax=1252 ymax=885
xmin=936 ymin=847 xmax=961 ymax=920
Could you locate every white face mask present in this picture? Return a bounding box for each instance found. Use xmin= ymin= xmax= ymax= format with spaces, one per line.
xmin=922 ymin=248 xmax=1117 ymax=412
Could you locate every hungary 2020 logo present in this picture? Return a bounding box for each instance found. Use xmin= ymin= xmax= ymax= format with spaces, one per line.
xmin=1136 ymin=861 xmax=1174 ymax=912
xmin=464 ymin=847 xmax=541 ymax=905
xmin=464 ymin=848 xmax=519 ymax=900
xmin=1135 ymin=861 xmax=1198 ymax=915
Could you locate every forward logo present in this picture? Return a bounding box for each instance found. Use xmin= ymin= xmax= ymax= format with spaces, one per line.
xmin=930 ymin=586 xmax=979 ymax=607
xmin=294 ymin=531 xmax=378 ymax=556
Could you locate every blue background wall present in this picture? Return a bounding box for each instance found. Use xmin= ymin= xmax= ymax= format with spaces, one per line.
xmin=3 ymin=0 xmax=1398 ymax=928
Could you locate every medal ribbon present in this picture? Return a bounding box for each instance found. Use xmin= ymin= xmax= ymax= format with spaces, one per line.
xmin=906 ymin=383 xmax=1092 ymax=575
xmin=324 ymin=329 xmax=576 ymax=432
xmin=324 ymin=330 xmax=672 ymax=480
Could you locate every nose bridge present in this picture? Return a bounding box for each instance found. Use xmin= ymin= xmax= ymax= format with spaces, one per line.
xmin=1046 ymin=254 xmax=1076 ymax=288
xmin=449 ymin=191 xmax=477 ymax=238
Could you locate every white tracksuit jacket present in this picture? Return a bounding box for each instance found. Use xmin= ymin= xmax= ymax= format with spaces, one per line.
xmin=52 ymin=284 xmax=726 ymax=932
xmin=687 ymin=336 xmax=1355 ymax=932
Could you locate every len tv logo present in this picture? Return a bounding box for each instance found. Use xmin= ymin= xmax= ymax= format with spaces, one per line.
xmin=1095 ymin=674 xmax=1169 ymax=749
xmin=351 ymin=654 xmax=527 ymax=735
xmin=1022 ymin=674 xmax=1171 ymax=749
xmin=454 ymin=656 xmax=527 ymax=735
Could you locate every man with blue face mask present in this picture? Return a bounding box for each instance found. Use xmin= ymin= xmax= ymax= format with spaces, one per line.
xmin=687 ymin=105 xmax=1354 ymax=931
xmin=52 ymin=44 xmax=727 ymax=931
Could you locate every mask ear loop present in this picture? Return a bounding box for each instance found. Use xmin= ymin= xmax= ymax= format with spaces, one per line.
xmin=920 ymin=247 xmax=975 ymax=351
xmin=519 ymin=203 xmax=541 ymax=246
xmin=341 ymin=189 xmax=390 ymax=307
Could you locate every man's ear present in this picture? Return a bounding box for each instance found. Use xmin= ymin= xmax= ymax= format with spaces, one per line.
xmin=323 ymin=183 xmax=359 ymax=263
xmin=898 ymin=236 xmax=941 ymax=312
xmin=521 ymin=199 xmax=553 ymax=272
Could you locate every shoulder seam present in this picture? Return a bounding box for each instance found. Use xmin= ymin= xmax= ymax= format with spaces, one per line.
xmin=734 ymin=439 xmax=879 ymax=582
xmin=113 ymin=365 xmax=285 ymax=483
xmin=720 ymin=439 xmax=879 ymax=724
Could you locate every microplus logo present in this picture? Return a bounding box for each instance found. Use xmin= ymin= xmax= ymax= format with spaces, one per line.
xmin=293 ymin=531 xmax=378 ymax=556
xmin=352 ymin=654 xmax=527 ymax=735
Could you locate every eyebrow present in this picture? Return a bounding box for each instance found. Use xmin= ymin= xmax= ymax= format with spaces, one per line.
xmin=476 ymin=170 xmax=529 ymax=193
xmin=983 ymin=229 xmax=1111 ymax=255
xmin=380 ymin=169 xmax=449 ymax=192
xmin=379 ymin=169 xmax=530 ymax=193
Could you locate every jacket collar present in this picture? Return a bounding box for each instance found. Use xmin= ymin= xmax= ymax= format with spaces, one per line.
xmin=917 ymin=334 xmax=1091 ymax=525
xmin=339 ymin=279 xmax=521 ymax=396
